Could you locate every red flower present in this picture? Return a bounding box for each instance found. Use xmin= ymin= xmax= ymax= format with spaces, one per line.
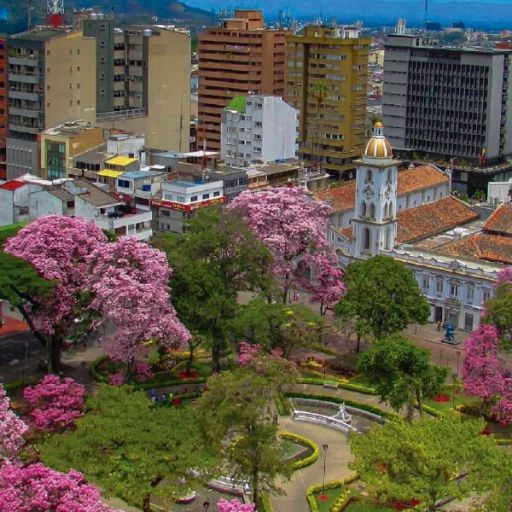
xmin=433 ymin=394 xmax=450 ymax=403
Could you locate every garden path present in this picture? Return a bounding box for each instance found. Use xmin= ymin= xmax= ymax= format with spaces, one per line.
xmin=272 ymin=417 xmax=354 ymax=512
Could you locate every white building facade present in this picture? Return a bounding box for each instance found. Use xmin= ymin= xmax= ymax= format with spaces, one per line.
xmin=221 ymin=95 xmax=298 ymax=167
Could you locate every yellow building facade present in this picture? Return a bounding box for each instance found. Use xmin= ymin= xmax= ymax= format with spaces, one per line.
xmin=286 ymin=26 xmax=370 ymax=180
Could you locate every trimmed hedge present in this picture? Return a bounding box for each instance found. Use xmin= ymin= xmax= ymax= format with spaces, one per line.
xmin=275 ymin=393 xmax=291 ymax=416
xmin=260 ymin=493 xmax=274 ymax=512
xmin=285 ymin=391 xmax=396 ymax=420
xmin=279 ymin=432 xmax=319 ymax=470
xmin=298 ymin=375 xmax=377 ymax=395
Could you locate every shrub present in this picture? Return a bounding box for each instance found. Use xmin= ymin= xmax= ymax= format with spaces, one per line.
xmin=279 ymin=432 xmax=319 ymax=470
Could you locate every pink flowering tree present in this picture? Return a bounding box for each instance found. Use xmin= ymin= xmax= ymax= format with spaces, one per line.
xmin=229 ymin=188 xmax=344 ymax=305
xmin=0 ymin=462 xmax=119 ymax=512
xmin=5 ymin=216 xmax=107 ymax=373
xmin=87 ymin=237 xmax=189 ymax=369
xmin=239 ymin=342 xmax=262 ymax=365
xmin=492 ymin=376 xmax=512 ymax=425
xmin=462 ymin=325 xmax=504 ymax=412
xmin=23 ymin=375 xmax=85 ymax=432
xmin=217 ymin=498 xmax=256 ymax=512
xmin=0 ymin=384 xmax=28 ymax=459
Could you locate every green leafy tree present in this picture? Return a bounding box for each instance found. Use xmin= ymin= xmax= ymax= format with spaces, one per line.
xmin=349 ymin=417 xmax=501 ymax=512
xmin=153 ymin=207 xmax=272 ymax=371
xmin=38 ymin=385 xmax=217 ymax=512
xmin=359 ymin=335 xmax=448 ymax=420
xmin=336 ymin=256 xmax=430 ymax=344
xmin=197 ymin=361 xmax=295 ymax=507
xmin=231 ymin=298 xmax=321 ymax=358
xmin=483 ymin=283 xmax=512 ymax=346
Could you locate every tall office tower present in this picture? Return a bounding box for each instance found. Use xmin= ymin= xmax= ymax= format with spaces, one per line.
xmin=286 ymin=25 xmax=370 ymax=180
xmin=383 ymin=34 xmax=512 ymax=164
xmin=198 ymin=10 xmax=287 ymax=151
xmin=7 ymin=29 xmax=96 ymax=179
xmin=0 ymin=37 xmax=7 ymax=180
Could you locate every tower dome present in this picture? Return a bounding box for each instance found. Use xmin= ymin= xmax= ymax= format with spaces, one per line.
xmin=364 ymin=120 xmax=393 ymax=160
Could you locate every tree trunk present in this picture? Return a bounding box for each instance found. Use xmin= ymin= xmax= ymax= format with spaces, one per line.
xmin=405 ymin=398 xmax=414 ymax=422
xmin=416 ymin=389 xmax=423 ymax=417
xmin=47 ymin=336 xmax=62 ymax=374
xmin=355 ymin=333 xmax=361 ymax=353
xmin=282 ymin=287 xmax=289 ymax=305
xmin=212 ymin=340 xmax=221 ymax=373
xmin=142 ymin=493 xmax=151 ymax=512
xmin=251 ymin=468 xmax=259 ymax=508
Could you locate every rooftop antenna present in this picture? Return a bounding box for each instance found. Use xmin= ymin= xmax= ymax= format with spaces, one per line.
xmin=47 ymin=0 xmax=64 ymax=28
xmin=27 ymin=0 xmax=32 ymax=30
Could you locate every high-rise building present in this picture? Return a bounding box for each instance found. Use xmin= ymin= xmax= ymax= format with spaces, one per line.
xmin=7 ymin=21 xmax=191 ymax=180
xmin=383 ymin=34 xmax=512 ymax=164
xmin=0 ymin=37 xmax=7 ymax=180
xmin=7 ymin=28 xmax=97 ymax=179
xmin=95 ymin=25 xmax=190 ymax=153
xmin=221 ymin=94 xmax=298 ymax=167
xmin=198 ymin=10 xmax=287 ymax=151
xmin=286 ymin=25 xmax=370 ymax=180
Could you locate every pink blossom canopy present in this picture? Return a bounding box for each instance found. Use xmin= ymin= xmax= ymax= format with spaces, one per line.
xmin=5 ymin=216 xmax=107 ymax=335
xmin=228 ymin=188 xmax=344 ymax=304
xmin=0 ymin=462 xmax=119 ymax=512
xmin=23 ymin=375 xmax=85 ymax=432
xmin=87 ymin=236 xmax=190 ymax=361
xmin=217 ymin=498 xmax=256 ymax=512
xmin=0 ymin=384 xmax=28 ymax=459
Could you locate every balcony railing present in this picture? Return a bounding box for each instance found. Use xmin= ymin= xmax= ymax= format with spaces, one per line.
xmin=96 ymin=108 xmax=147 ymax=121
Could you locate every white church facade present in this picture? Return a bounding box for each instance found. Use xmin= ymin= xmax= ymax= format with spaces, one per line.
xmin=318 ymin=122 xmax=504 ymax=332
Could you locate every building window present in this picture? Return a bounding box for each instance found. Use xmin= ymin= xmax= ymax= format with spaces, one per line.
xmin=363 ymin=228 xmax=370 ymax=251
xmin=213 ymin=191 xmax=220 ymax=197
xmin=466 ymin=285 xmax=474 ymax=303
xmin=190 ymin=195 xmax=198 ymax=202
xmin=161 ymin=210 xmax=170 ymax=217
xmin=483 ymin=289 xmax=491 ymax=301
xmin=360 ymin=201 xmax=367 ymax=217
xmin=450 ymin=284 xmax=459 ymax=298
xmin=422 ymin=276 xmax=430 ymax=290
xmin=436 ymin=280 xmax=443 ymax=296
xmin=366 ymin=169 xmax=372 ymax=182
xmin=202 ymin=193 xmax=210 ymax=200
xmin=46 ymin=141 xmax=66 ymax=180
xmin=117 ymin=179 xmax=130 ymax=188
xmin=176 ymin=195 xmax=185 ymax=202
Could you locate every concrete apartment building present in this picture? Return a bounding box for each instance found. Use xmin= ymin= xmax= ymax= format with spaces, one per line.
xmin=0 ymin=37 xmax=7 ymax=180
xmin=6 ymin=29 xmax=96 ymax=179
xmin=383 ymin=34 xmax=512 ymax=164
xmin=198 ymin=10 xmax=287 ymax=151
xmin=6 ymin=20 xmax=190 ymax=180
xmin=286 ymin=25 xmax=370 ymax=180
xmin=220 ymin=94 xmax=298 ymax=166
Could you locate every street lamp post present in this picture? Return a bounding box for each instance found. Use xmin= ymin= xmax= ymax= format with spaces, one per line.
xmin=452 ymin=373 xmax=457 ymax=409
xmin=319 ymin=443 xmax=329 ymax=501
xmin=456 ymin=350 xmax=461 ymax=378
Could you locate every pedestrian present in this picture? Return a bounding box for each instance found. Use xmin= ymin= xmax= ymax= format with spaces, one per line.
xmin=437 ymin=321 xmax=442 ymax=332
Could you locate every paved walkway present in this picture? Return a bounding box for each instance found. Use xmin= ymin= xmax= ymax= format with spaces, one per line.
xmin=273 ymin=417 xmax=354 ymax=512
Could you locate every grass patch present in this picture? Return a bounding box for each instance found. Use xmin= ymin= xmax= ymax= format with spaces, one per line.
xmin=281 ymin=439 xmax=306 ymax=460
xmin=313 ymin=488 xmax=343 ymax=512
xmin=345 ymin=500 xmax=394 ymax=511
xmin=423 ymin=387 xmax=480 ymax=413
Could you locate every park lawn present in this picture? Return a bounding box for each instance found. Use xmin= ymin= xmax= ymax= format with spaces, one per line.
xmin=281 ymin=439 xmax=307 ymax=460
xmin=348 ymin=374 xmax=374 ymax=387
xmin=344 ymin=499 xmax=394 ymax=511
xmin=423 ymin=388 xmax=480 ymax=413
xmin=313 ymin=488 xmax=344 ymax=512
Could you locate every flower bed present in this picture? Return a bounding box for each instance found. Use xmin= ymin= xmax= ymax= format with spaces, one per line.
xmin=306 ymin=473 xmax=358 ymax=512
xmin=433 ymin=394 xmax=450 ymax=403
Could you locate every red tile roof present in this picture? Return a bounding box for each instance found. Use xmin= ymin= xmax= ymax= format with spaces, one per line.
xmin=439 ymin=233 xmax=512 ymax=265
xmin=483 ymin=202 xmax=512 ymax=236
xmin=335 ymin=196 xmax=478 ymax=245
xmin=396 ymin=196 xmax=478 ymax=244
xmin=315 ymin=165 xmax=449 ymax=213
xmin=0 ymin=180 xmax=27 ymax=191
